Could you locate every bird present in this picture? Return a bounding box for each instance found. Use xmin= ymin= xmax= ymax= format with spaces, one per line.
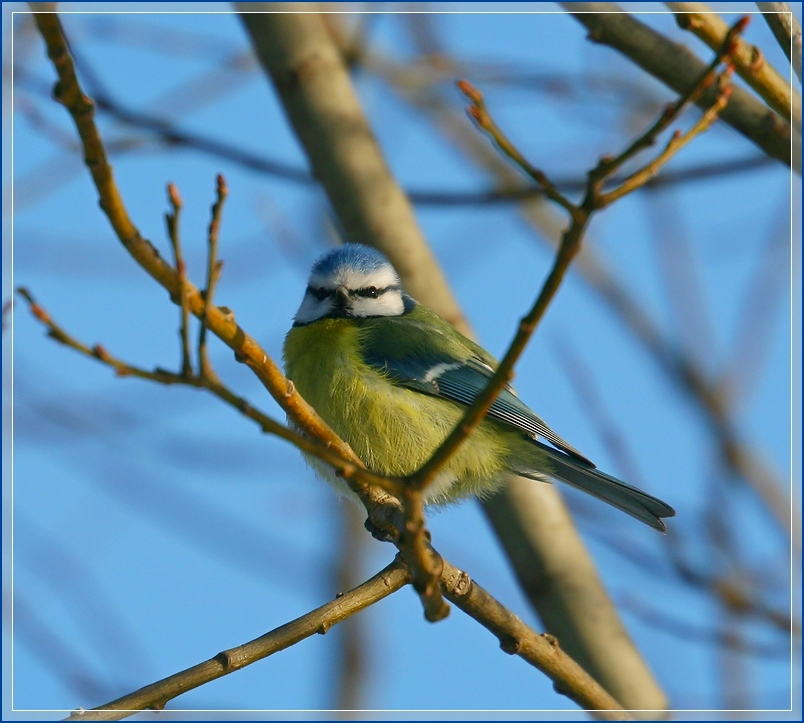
xmin=283 ymin=244 xmax=675 ymax=532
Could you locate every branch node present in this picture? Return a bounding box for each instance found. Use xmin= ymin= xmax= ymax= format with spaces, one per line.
xmin=499 ymin=635 xmax=521 ymax=655
xmin=214 ymin=651 xmax=233 ymax=670
xmin=542 ymin=632 xmax=560 ymax=648
xmin=453 ymin=570 xmax=472 ymax=597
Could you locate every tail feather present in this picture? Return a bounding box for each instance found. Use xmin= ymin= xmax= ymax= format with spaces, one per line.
xmin=518 ymin=441 xmax=676 ymax=532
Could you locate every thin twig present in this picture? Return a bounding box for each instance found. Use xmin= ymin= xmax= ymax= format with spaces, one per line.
xmin=599 ymin=71 xmax=733 ymax=205
xmin=199 ymin=173 xmax=228 ymax=381
xmin=164 ymin=183 xmax=192 ymax=377
xmin=30 ymin=10 xmax=374 ymax=503
xmin=457 ymin=80 xmax=577 ymax=215
xmin=400 ymin=23 xmax=738 ymax=617
xmin=14 ymin=287 xmax=403 ymax=501
xmin=64 ymin=559 xmax=411 ymax=721
xmin=593 ymin=15 xmax=745 ymax=181
xmin=415 ymin=30 xmax=739 ymax=493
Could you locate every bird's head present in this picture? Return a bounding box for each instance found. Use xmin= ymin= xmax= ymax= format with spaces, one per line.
xmin=293 ymin=244 xmax=413 ymax=325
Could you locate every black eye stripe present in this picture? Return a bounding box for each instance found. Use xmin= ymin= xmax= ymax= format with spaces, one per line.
xmin=307 ymin=284 xmax=400 ymax=301
xmin=355 ymin=285 xmax=399 ymax=298
xmin=307 ymin=286 xmax=332 ymax=301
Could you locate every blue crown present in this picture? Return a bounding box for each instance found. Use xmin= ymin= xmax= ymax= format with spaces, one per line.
xmin=312 ymin=244 xmax=393 ymax=276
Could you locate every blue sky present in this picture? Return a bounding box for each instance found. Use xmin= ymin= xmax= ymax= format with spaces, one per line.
xmin=3 ymin=2 xmax=801 ymax=719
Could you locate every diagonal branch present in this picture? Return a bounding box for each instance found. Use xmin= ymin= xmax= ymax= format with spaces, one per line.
xmin=667 ymin=2 xmax=801 ymax=131
xmin=63 ymin=559 xmax=411 ymax=721
xmin=14 ymin=286 xmax=403 ymax=499
xmin=561 ymin=2 xmax=801 ymax=173
xmin=757 ymin=1 xmax=803 ymax=83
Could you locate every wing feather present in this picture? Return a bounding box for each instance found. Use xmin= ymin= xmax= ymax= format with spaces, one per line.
xmin=358 ymin=313 xmax=594 ymax=466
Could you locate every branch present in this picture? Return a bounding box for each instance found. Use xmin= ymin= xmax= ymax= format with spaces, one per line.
xmin=561 ymin=2 xmax=801 ymax=174
xmin=430 ymin=44 xmax=737 ymax=492
xmin=399 ymin=31 xmax=735 ymax=637
xmin=164 ymin=183 xmax=192 ymax=377
xmin=14 ymin=286 xmax=403 ymax=501
xmin=455 ymin=80 xmax=576 ymax=213
xmin=667 ymin=2 xmax=801 ymax=131
xmin=757 ymin=2 xmax=803 ymax=83
xmin=29 ymin=9 xmax=377 ymax=504
xmin=64 ymin=559 xmax=411 ymax=721
xmin=199 ymin=173 xmax=227 ymax=381
xmin=440 ymin=561 xmax=633 ymax=720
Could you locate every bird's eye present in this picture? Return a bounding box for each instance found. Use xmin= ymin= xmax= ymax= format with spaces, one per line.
xmin=309 ymin=287 xmax=330 ymax=301
xmin=359 ymin=286 xmax=380 ymax=299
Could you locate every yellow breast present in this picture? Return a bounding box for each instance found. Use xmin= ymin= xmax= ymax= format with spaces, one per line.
xmin=283 ymin=318 xmax=511 ymax=502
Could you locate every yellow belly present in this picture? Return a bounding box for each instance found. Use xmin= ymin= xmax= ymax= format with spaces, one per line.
xmin=283 ymin=319 xmax=512 ymax=504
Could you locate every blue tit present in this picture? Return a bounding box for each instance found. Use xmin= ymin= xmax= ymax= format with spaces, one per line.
xmin=283 ymin=244 xmax=675 ymax=532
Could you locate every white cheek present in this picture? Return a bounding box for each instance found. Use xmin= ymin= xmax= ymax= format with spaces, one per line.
xmin=294 ymin=295 xmax=332 ymax=325
xmin=351 ymin=293 xmax=404 ymax=317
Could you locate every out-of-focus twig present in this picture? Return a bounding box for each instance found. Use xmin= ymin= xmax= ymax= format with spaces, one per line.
xmin=620 ymin=595 xmax=790 ymax=659
xmin=331 ymin=503 xmax=370 ymax=711
xmin=757 ymin=1 xmax=803 ymax=82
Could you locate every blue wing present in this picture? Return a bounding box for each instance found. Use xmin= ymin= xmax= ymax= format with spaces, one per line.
xmin=363 ymin=348 xmax=595 ymax=467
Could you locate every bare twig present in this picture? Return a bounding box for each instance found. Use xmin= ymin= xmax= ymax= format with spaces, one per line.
xmin=456 ymin=80 xmax=576 ymax=214
xmin=667 ymin=2 xmax=801 ymax=131
xmin=30 ymin=10 xmax=375 ymax=503
xmin=64 ymin=559 xmax=411 ymax=721
xmin=399 ymin=33 xmax=736 ymax=624
xmin=199 ymin=173 xmax=227 ymax=381
xmin=599 ymin=72 xmax=733 ymax=205
xmin=427 ymin=50 xmax=735 ymax=490
xmin=164 ymin=183 xmax=192 ymax=377
xmin=757 ymin=1 xmax=803 ymax=83
xmin=14 ymin=287 xmax=403 ymax=501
